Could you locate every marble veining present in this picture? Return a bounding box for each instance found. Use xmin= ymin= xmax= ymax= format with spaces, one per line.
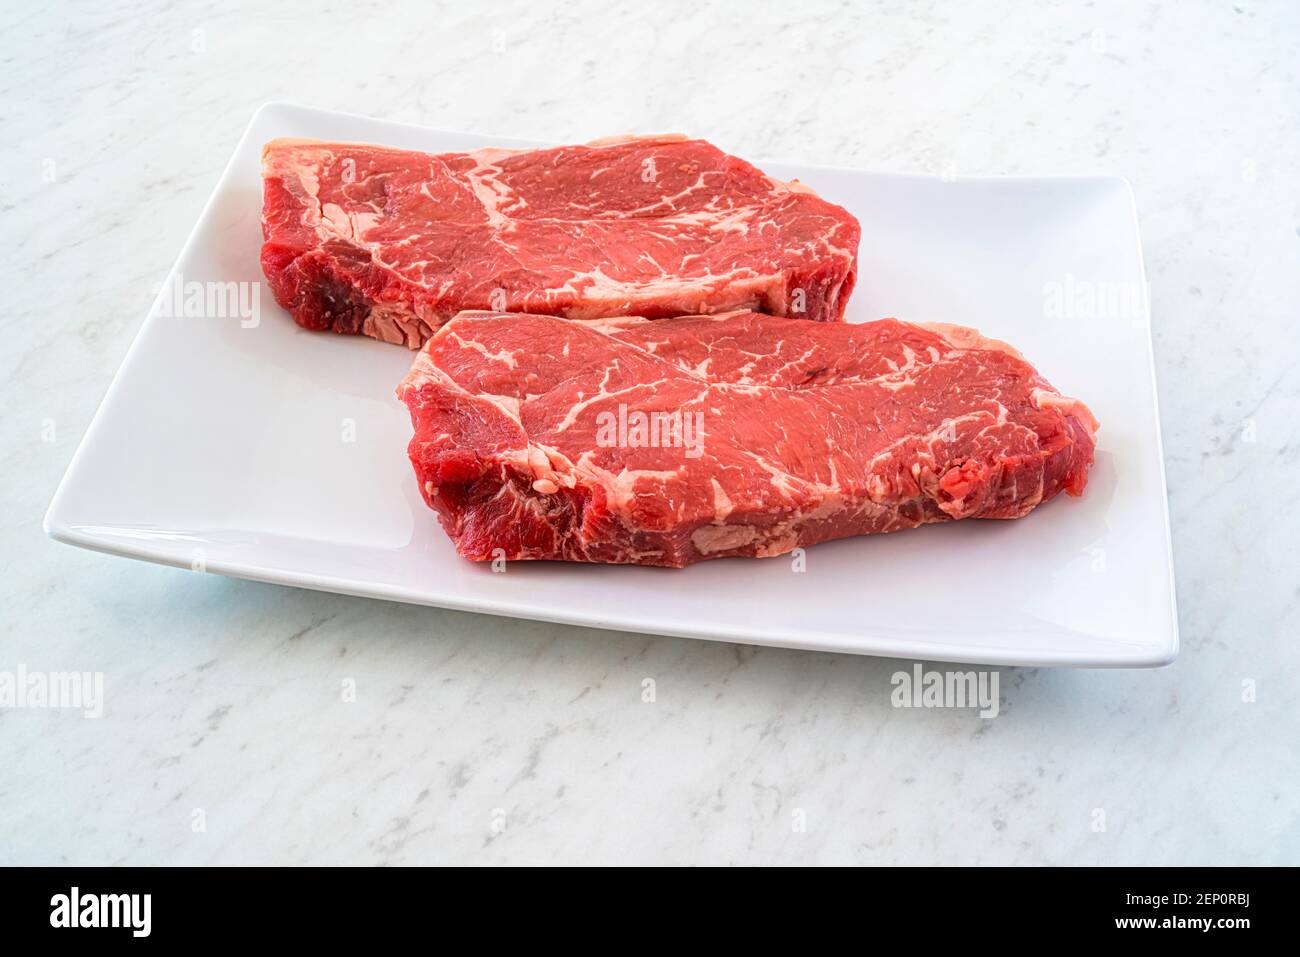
xmin=1 ymin=0 xmax=1297 ymax=864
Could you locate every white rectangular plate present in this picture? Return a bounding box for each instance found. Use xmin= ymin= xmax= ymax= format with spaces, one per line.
xmin=46 ymin=102 xmax=1178 ymax=667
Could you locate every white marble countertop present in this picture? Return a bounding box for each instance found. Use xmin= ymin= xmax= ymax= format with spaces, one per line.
xmin=3 ymin=0 xmax=1297 ymax=865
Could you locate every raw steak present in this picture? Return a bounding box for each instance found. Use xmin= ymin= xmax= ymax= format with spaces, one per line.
xmin=261 ymin=135 xmax=859 ymax=349
xmin=397 ymin=310 xmax=1098 ymax=567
